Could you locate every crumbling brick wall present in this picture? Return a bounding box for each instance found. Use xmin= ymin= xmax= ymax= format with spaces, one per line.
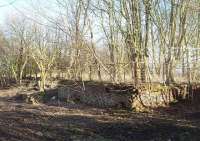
xmin=57 ymin=83 xmax=189 ymax=111
xmin=58 ymin=84 xmax=136 ymax=109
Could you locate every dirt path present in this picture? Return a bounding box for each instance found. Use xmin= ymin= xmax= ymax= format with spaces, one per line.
xmin=0 ymin=88 xmax=200 ymax=141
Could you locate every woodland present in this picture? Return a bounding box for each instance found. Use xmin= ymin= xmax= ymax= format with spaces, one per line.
xmin=0 ymin=0 xmax=200 ymax=141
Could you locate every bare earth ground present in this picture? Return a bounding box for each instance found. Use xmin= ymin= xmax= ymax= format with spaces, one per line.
xmin=0 ymin=87 xmax=200 ymax=141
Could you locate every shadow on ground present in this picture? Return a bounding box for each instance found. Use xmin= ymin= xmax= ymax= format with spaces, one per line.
xmin=0 ymin=99 xmax=200 ymax=141
xmin=1 ymin=81 xmax=200 ymax=141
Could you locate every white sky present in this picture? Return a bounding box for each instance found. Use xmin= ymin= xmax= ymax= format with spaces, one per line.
xmin=0 ymin=0 xmax=106 ymax=45
xmin=0 ymin=0 xmax=54 ymax=24
xmin=0 ymin=0 xmax=24 ymax=23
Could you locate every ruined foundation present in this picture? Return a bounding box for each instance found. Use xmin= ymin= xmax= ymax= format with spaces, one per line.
xmin=56 ymin=83 xmax=189 ymax=111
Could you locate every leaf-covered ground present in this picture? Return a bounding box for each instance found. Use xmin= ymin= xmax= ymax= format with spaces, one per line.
xmin=0 ymin=88 xmax=200 ymax=141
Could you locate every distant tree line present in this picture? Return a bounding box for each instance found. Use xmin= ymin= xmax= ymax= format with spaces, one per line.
xmin=0 ymin=0 xmax=199 ymax=91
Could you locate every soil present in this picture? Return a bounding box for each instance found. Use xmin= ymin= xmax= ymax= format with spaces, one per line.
xmin=0 ymin=86 xmax=200 ymax=141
